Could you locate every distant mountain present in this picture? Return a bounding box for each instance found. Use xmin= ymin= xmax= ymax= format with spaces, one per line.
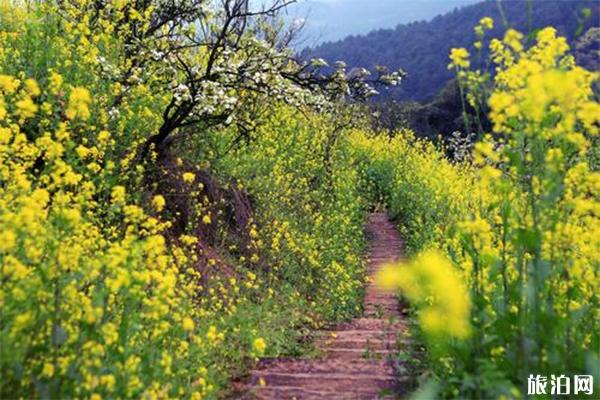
xmin=300 ymin=0 xmax=600 ymax=101
xmin=283 ymin=0 xmax=479 ymax=46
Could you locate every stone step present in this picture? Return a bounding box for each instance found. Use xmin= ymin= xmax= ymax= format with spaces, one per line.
xmin=247 ymin=385 xmax=397 ymax=400
xmin=318 ymin=330 xmax=396 ymax=341
xmin=363 ymin=287 xmax=393 ymax=295
xmin=363 ymin=299 xmax=398 ymax=307
xmin=363 ymin=309 xmax=401 ymax=318
xmin=253 ymin=358 xmax=392 ymax=375
xmin=324 ymin=348 xmax=394 ymax=361
xmin=363 ymin=305 xmax=399 ymax=311
xmin=320 ymin=339 xmax=393 ymax=351
xmin=367 ymin=255 xmax=403 ymax=261
xmin=248 ymin=371 xmax=396 ymax=391
xmin=363 ymin=313 xmax=400 ymax=321
xmin=336 ymin=318 xmax=406 ymax=332
xmin=334 ymin=318 xmax=404 ymax=331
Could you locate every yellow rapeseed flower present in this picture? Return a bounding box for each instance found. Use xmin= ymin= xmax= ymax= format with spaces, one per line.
xmin=110 ymin=185 xmax=126 ymax=205
xmin=0 ymin=96 xmax=6 ymax=120
xmin=15 ymin=96 xmax=37 ymax=119
xmin=449 ymin=48 xmax=470 ymax=69
xmin=48 ymin=71 xmax=63 ymax=94
xmin=479 ymin=17 xmax=494 ymax=30
xmin=253 ymin=337 xmax=266 ymax=354
xmin=24 ymin=79 xmax=40 ymax=97
xmin=152 ymin=195 xmax=166 ymax=212
xmin=0 ymin=230 xmax=17 ymax=252
xmin=504 ymin=29 xmax=523 ymax=52
xmin=0 ymin=74 xmax=19 ymax=93
xmin=183 ymin=172 xmax=195 ymax=183
xmin=376 ymin=250 xmax=471 ymax=340
xmin=65 ymin=87 xmax=91 ymax=120
xmin=42 ymin=362 xmax=55 ymax=378
xmin=182 ymin=317 xmax=195 ymax=332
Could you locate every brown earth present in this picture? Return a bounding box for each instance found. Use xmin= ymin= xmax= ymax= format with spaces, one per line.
xmin=237 ymin=213 xmax=410 ymax=399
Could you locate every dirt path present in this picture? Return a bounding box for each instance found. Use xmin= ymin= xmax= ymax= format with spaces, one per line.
xmin=240 ymin=213 xmax=410 ymax=399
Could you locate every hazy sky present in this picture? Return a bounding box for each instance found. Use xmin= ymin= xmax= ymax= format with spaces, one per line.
xmin=280 ymin=0 xmax=480 ymax=46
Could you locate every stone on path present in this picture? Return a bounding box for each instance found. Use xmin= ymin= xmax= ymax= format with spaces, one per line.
xmin=239 ymin=213 xmax=409 ymax=399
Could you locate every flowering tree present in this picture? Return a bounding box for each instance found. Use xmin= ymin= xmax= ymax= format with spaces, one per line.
xmin=55 ymin=0 xmax=403 ymax=160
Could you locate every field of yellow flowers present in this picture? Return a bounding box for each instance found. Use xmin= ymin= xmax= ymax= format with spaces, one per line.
xmin=363 ymin=20 xmax=600 ymax=399
xmin=0 ymin=2 xmax=368 ymax=398
xmin=1 ymin=1 xmax=598 ymax=399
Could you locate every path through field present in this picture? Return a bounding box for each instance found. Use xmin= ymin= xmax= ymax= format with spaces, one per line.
xmin=241 ymin=213 xmax=410 ymax=399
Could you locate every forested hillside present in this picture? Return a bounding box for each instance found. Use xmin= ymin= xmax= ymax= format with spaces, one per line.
xmin=302 ymin=0 xmax=600 ymax=101
xmin=284 ymin=0 xmax=478 ymax=44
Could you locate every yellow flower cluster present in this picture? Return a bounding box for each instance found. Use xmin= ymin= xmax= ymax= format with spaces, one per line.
xmin=65 ymin=87 xmax=92 ymax=120
xmin=219 ymin=107 xmax=367 ymax=322
xmin=488 ymin=27 xmax=598 ymax=135
xmin=448 ymin=47 xmax=470 ymax=70
xmin=0 ymin=75 xmax=216 ymax=398
xmin=1 ymin=4 xmax=371 ymax=398
xmin=417 ymin=22 xmax=599 ymax=397
xmin=377 ymin=250 xmax=471 ymax=340
xmin=253 ymin=337 xmax=267 ymax=354
xmin=352 ymin=22 xmax=598 ymax=397
xmin=474 ymin=17 xmax=494 ymax=45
